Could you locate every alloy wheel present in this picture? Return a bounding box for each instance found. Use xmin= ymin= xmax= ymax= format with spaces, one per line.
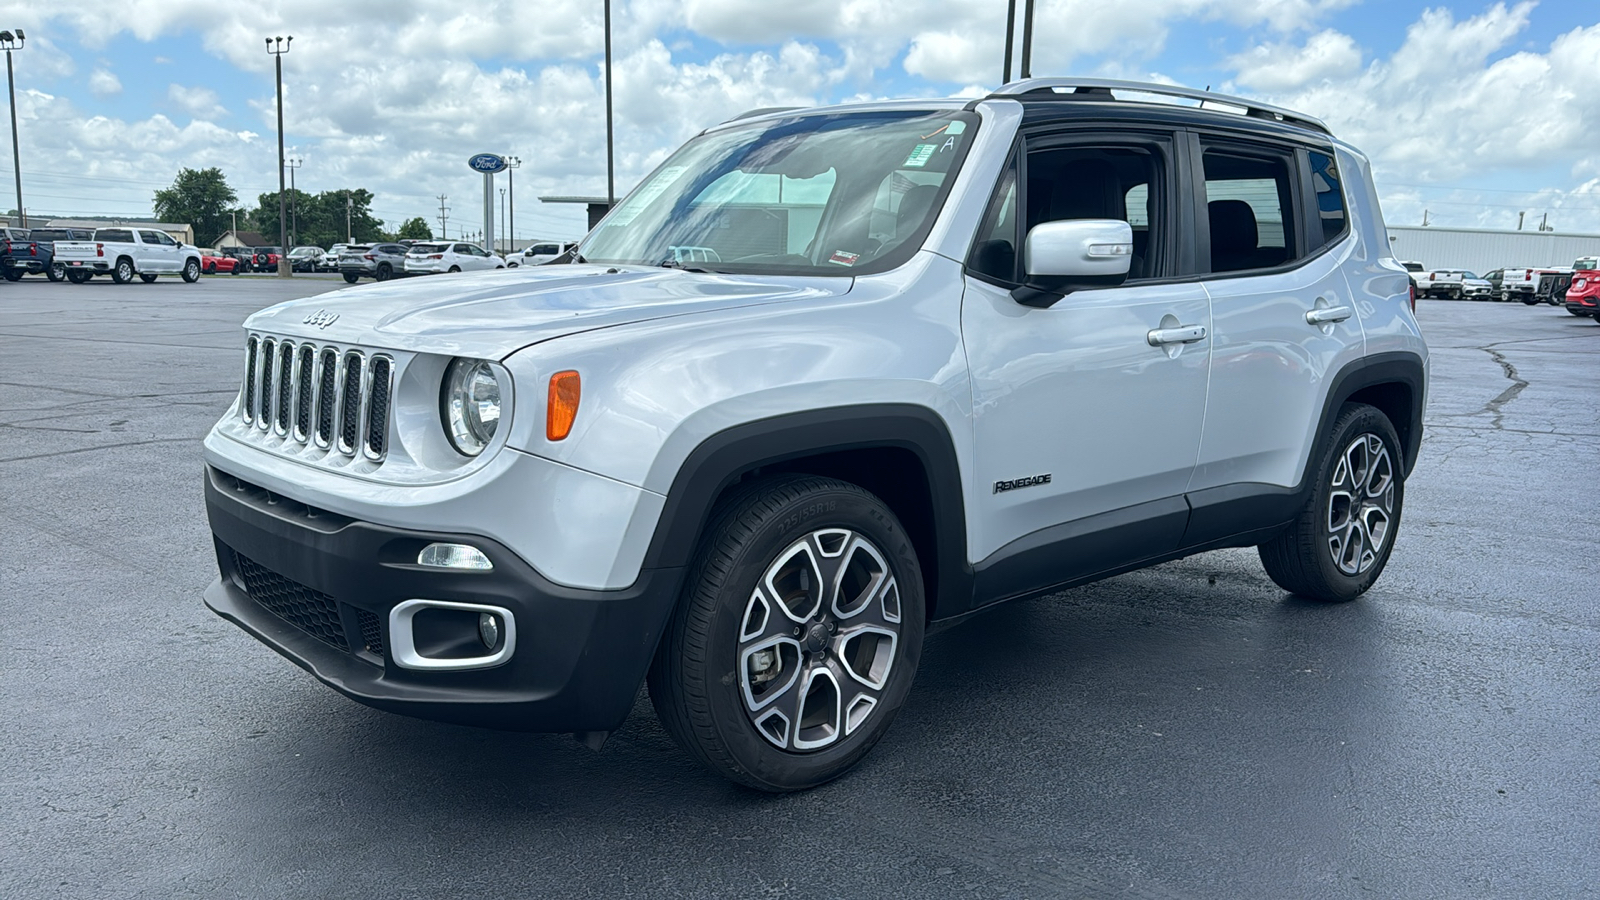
xmin=1326 ymin=433 xmax=1395 ymax=576
xmin=737 ymin=528 xmax=902 ymax=752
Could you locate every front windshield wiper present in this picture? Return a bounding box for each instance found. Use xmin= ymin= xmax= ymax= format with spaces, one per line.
xmin=659 ymin=260 xmax=711 ymax=273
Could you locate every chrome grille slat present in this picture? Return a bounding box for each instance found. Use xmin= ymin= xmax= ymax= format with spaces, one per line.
xmin=338 ymin=351 xmax=365 ymax=456
xmin=294 ymin=345 xmax=315 ymax=441
xmin=315 ymin=348 xmax=338 ymax=447
xmin=237 ymin=334 xmax=394 ymax=463
xmin=257 ymin=338 xmax=276 ymax=431
xmin=365 ymin=356 xmax=393 ymax=459
xmin=274 ymin=341 xmax=294 ymax=435
xmin=242 ymin=336 xmax=259 ymax=423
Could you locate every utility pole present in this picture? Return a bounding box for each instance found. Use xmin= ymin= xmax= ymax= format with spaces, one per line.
xmin=345 ymin=191 xmax=353 ymax=243
xmin=285 ymin=157 xmax=301 ymax=246
xmin=1019 ymin=0 xmax=1036 ymax=79
xmin=266 ymin=35 xmax=292 ymax=276
xmin=506 ymin=156 xmax=520 ymax=252
xmin=1 ymin=28 xmax=26 ymax=227
xmin=1002 ymin=0 xmax=1016 ymax=83
xmin=1422 ymin=209 xmax=1430 ymax=227
xmin=604 ymin=0 xmax=615 ymax=207
xmin=437 ymin=195 xmax=449 ymax=240
xmin=1517 ymin=211 xmax=1526 ymax=231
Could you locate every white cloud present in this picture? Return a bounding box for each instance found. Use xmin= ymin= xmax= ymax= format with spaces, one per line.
xmin=168 ymin=84 xmax=227 ymax=119
xmin=88 ymin=68 xmax=121 ymax=96
xmin=1227 ymin=29 xmax=1361 ymax=91
xmin=1225 ymin=3 xmax=1600 ymax=230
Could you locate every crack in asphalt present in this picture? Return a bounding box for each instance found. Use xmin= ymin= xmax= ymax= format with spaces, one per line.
xmin=1480 ymin=347 xmax=1529 ymax=429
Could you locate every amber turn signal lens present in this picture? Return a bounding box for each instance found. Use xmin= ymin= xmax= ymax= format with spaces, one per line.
xmin=547 ymin=370 xmax=581 ymax=441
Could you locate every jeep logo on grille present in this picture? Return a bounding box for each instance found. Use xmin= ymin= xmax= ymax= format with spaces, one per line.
xmin=303 ymin=309 xmax=339 ymax=329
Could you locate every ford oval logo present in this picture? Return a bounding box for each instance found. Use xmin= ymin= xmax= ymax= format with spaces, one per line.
xmin=468 ymin=153 xmax=507 ymax=174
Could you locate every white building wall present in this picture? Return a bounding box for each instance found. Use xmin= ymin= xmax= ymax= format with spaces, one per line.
xmin=1388 ymin=226 xmax=1600 ymax=273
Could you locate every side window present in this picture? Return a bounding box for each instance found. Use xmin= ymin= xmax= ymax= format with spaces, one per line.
xmin=1201 ymin=147 xmax=1297 ymax=274
xmin=139 ymin=230 xmax=164 ymax=245
xmin=967 ymin=156 xmax=1018 ymax=283
xmin=1308 ymin=151 xmax=1347 ymax=248
xmin=1026 ymin=144 xmax=1162 ymax=280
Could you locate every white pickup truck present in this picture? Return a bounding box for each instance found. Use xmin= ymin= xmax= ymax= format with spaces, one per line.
xmin=56 ymin=227 xmax=204 ymax=284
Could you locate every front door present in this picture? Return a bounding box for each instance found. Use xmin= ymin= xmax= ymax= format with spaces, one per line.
xmin=961 ymin=130 xmax=1211 ymax=600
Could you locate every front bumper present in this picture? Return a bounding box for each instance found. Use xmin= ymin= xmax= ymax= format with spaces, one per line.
xmin=203 ymin=465 xmax=682 ymax=732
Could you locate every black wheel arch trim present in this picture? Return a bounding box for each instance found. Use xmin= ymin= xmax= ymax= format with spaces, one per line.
xmin=640 ymin=404 xmax=972 ymax=620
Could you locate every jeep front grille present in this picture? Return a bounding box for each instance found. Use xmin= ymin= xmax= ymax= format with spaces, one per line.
xmin=239 ymin=334 xmax=394 ymax=462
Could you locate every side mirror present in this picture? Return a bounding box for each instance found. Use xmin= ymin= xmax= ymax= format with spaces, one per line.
xmin=1012 ymin=219 xmax=1134 ymax=308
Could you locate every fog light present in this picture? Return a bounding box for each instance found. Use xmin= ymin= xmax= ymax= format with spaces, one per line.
xmin=418 ymin=542 xmax=493 ymax=570
xmin=478 ymin=612 xmax=500 ymax=650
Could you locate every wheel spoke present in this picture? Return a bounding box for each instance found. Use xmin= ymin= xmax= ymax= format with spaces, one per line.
xmin=830 ymin=535 xmax=890 ymax=620
xmin=835 ymin=625 xmax=898 ymax=691
xmin=792 ymin=663 xmax=843 ymax=750
xmin=762 ymin=539 xmax=824 ymax=623
xmin=740 ymin=635 xmax=804 ymax=714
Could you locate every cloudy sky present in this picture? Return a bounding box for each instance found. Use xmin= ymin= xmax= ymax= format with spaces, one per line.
xmin=1 ymin=0 xmax=1597 ymax=242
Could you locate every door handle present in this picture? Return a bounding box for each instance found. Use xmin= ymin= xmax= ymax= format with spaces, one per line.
xmin=1147 ymin=324 xmax=1208 ymax=346
xmin=1305 ymin=306 xmax=1353 ymax=325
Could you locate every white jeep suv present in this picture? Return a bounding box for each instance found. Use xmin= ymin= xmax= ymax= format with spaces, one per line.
xmin=202 ymin=79 xmax=1427 ymax=791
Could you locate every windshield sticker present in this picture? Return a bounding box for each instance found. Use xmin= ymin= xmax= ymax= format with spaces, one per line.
xmin=904 ymin=144 xmax=937 ymax=168
xmin=828 ymin=250 xmax=861 ymax=267
xmin=608 ymin=166 xmax=686 ymax=225
xmin=921 ymin=121 xmax=966 ymax=139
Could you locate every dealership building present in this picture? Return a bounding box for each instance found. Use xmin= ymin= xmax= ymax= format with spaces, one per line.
xmin=1388 ymin=226 xmax=1600 ymax=273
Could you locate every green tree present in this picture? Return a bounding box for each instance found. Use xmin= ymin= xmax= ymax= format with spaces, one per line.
xmin=249 ymin=188 xmax=386 ymax=248
xmin=153 ymin=167 xmax=239 ymax=245
xmin=396 ymin=217 xmax=432 ymax=240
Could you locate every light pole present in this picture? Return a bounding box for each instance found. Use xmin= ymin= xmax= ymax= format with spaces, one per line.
xmin=266 ymin=35 xmax=292 ymax=276
xmin=604 ymin=0 xmax=614 ymax=207
xmin=1 ymin=29 xmax=25 ymax=227
xmin=499 ymin=188 xmax=507 ymax=255
xmin=285 ymin=156 xmax=301 ymax=246
xmin=345 ymin=191 xmax=353 ymax=243
xmin=505 ymin=156 xmax=520 ymax=252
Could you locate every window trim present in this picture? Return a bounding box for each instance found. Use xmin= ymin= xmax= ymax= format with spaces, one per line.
xmin=1194 ymin=135 xmax=1307 ymax=278
xmin=962 ymin=125 xmax=1186 ymax=289
xmin=1299 ymin=147 xmax=1351 ymax=253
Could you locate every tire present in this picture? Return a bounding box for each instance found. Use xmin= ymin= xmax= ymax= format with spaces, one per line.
xmin=375 ymin=263 xmax=392 ymax=281
xmin=342 ymin=272 xmax=360 ymax=284
xmin=2 ymin=267 xmax=23 ymax=282
xmin=139 ymin=273 xmax=159 ymax=284
xmin=48 ymin=262 xmax=66 ymax=282
xmin=1521 ymin=297 xmax=1537 ymax=306
xmin=230 ymin=264 xmax=240 ymax=275
xmin=1259 ymin=403 xmax=1405 ymax=602
xmin=204 ymin=262 xmax=215 ymax=274
xmin=181 ymin=258 xmax=201 ymax=283
xmin=648 ymin=475 xmax=925 ymax=792
xmin=448 ymin=265 xmax=461 ymax=273
xmin=66 ymin=269 xmax=92 ymax=284
xmin=111 ymin=259 xmax=135 ymax=284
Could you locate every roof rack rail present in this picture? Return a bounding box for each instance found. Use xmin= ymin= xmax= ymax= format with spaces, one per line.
xmin=724 ymin=106 xmax=803 ymax=124
xmin=988 ymin=78 xmax=1330 ymax=136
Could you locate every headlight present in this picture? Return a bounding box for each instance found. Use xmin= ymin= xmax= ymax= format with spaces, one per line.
xmin=441 ymin=358 xmax=502 ymax=456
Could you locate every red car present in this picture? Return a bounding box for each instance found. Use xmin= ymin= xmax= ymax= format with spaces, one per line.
xmin=250 ymin=247 xmax=282 ymax=271
xmin=1562 ymin=256 xmax=1598 ymax=318
xmin=200 ymin=249 xmax=242 ymax=275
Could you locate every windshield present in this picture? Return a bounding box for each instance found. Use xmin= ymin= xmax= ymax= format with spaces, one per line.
xmin=580 ymin=109 xmax=977 ymax=275
xmin=1575 ymin=257 xmax=1598 ymax=270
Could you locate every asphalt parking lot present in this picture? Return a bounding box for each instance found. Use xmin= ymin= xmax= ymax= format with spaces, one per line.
xmin=2 ymin=277 xmax=1596 ymax=899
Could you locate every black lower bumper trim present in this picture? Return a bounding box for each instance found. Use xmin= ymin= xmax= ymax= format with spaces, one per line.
xmin=203 ymin=465 xmax=683 ymax=732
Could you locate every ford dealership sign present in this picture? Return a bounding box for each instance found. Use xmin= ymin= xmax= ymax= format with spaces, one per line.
xmin=468 ymin=153 xmax=507 ymax=174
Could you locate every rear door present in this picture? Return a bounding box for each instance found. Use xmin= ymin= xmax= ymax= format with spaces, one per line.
xmin=961 ymin=126 xmax=1211 ymax=594
xmin=1186 ymin=136 xmax=1365 ymax=539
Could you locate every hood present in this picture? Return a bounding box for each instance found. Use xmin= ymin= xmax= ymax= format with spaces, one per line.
xmin=244 ymin=264 xmax=853 ymax=358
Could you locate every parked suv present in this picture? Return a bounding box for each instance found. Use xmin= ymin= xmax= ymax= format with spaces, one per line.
xmin=1562 ymin=257 xmax=1599 ymax=317
xmin=337 ymin=242 xmax=409 ymax=282
xmin=403 ymin=241 xmax=506 ymax=275
xmin=202 ymin=79 xmax=1426 ymax=791
xmin=505 ymin=240 xmax=578 ymax=267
